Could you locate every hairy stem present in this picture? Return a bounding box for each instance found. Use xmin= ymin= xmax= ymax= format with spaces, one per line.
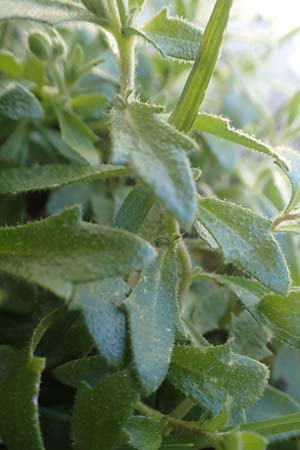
xmin=117 ymin=33 xmax=136 ymax=97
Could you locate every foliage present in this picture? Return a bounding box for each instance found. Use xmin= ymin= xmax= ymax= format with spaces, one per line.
xmin=0 ymin=0 xmax=300 ymax=449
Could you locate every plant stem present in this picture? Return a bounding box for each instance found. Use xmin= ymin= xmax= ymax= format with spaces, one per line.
xmin=271 ymin=211 xmax=300 ymax=230
xmin=169 ymin=398 xmax=196 ymax=420
xmin=117 ymin=33 xmax=136 ymax=97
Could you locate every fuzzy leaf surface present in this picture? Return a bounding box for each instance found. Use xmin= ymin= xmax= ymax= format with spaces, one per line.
xmin=0 ymin=81 xmax=43 ymax=120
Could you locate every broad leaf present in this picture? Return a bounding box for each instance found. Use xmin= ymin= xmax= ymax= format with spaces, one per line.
xmin=170 ymin=0 xmax=234 ymax=132
xmin=0 ymin=81 xmax=43 ymax=120
xmin=56 ymin=108 xmax=99 ymax=164
xmin=193 ymin=113 xmax=287 ymax=170
xmin=259 ymin=290 xmax=300 ymax=347
xmin=125 ymin=416 xmax=166 ymax=450
xmin=0 ymin=346 xmax=45 ymax=450
xmin=0 ymin=0 xmax=100 ymax=25
xmin=169 ymin=344 xmax=269 ymax=416
xmin=53 ymin=355 xmax=115 ymax=388
xmin=215 ymin=431 xmax=267 ymax=450
xmin=125 ymin=247 xmax=180 ymax=395
xmin=71 ymin=278 xmax=129 ymax=366
xmin=0 ymin=164 xmax=127 ymax=194
xmin=138 ymin=8 xmax=202 ymax=61
xmin=230 ymin=311 xmax=272 ymax=361
xmin=0 ymin=206 xmax=155 ymax=299
xmin=72 ymin=371 xmax=138 ymax=450
xmin=0 ymin=51 xmax=23 ymax=77
xmin=197 ymin=197 xmax=290 ymax=295
xmin=110 ymin=100 xmax=197 ymax=227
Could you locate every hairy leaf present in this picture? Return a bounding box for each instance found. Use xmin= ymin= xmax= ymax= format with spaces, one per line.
xmin=72 ymin=371 xmax=138 ymax=450
xmin=169 ymin=343 xmax=269 ymax=416
xmin=0 ymin=206 xmax=155 ymax=299
xmin=280 ymin=147 xmax=300 ymax=212
xmin=259 ymin=290 xmax=300 ymax=347
xmin=125 ymin=247 xmax=180 ymax=395
xmin=72 ymin=278 xmax=129 ymax=366
xmin=0 ymin=164 xmax=127 ymax=194
xmin=125 ymin=416 xmax=166 ymax=450
xmin=197 ymin=197 xmax=290 ymax=295
xmin=0 ymin=81 xmax=43 ymax=120
xmin=0 ymin=0 xmax=100 ymax=25
xmin=110 ymin=100 xmax=197 ymax=227
xmin=138 ymin=7 xmax=202 ymax=61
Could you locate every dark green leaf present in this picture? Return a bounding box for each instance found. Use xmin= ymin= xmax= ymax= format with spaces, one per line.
xmin=0 ymin=163 xmax=127 ymax=194
xmin=0 ymin=81 xmax=43 ymax=120
xmin=0 ymin=206 xmax=156 ymax=299
xmin=138 ymin=8 xmax=202 ymax=61
xmin=125 ymin=247 xmax=180 ymax=395
xmin=259 ymin=290 xmax=300 ymax=347
xmin=110 ymin=100 xmax=197 ymax=227
xmin=169 ymin=343 xmax=269 ymax=416
xmin=197 ymin=197 xmax=290 ymax=295
xmin=72 ymin=371 xmax=138 ymax=450
xmin=71 ymin=278 xmax=129 ymax=366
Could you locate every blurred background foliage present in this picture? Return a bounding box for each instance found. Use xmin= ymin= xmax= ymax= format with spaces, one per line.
xmin=1 ymin=1 xmax=300 ymax=449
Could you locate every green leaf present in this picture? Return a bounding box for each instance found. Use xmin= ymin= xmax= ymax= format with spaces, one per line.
xmin=229 ymin=310 xmax=272 ymax=361
xmin=0 ymin=346 xmax=45 ymax=450
xmin=125 ymin=416 xmax=166 ymax=450
xmin=259 ymin=290 xmax=300 ymax=347
xmin=125 ymin=247 xmax=180 ymax=395
xmin=246 ymin=385 xmax=300 ymax=442
xmin=169 ymin=343 xmax=269 ymax=416
xmin=72 ymin=371 xmax=138 ymax=450
xmin=53 ymin=355 xmax=115 ymax=388
xmin=0 ymin=163 xmax=127 ymax=194
xmin=215 ymin=431 xmax=267 ymax=450
xmin=272 ymin=344 xmax=300 ymax=404
xmin=0 ymin=50 xmax=23 ymax=77
xmin=193 ymin=113 xmax=288 ymax=171
xmin=0 ymin=206 xmax=156 ymax=299
xmin=129 ymin=0 xmax=147 ymax=13
xmin=197 ymin=197 xmax=290 ymax=295
xmin=110 ymin=100 xmax=197 ymax=227
xmin=0 ymin=81 xmax=43 ymax=120
xmin=71 ymin=278 xmax=129 ymax=366
xmin=280 ymin=147 xmax=300 ymax=212
xmin=138 ymin=7 xmax=202 ymax=61
xmin=56 ymin=108 xmax=99 ymax=165
xmin=0 ymin=0 xmax=100 ymax=25
xmin=170 ymin=0 xmax=234 ymax=133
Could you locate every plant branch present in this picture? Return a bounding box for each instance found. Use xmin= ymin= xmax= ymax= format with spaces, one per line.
xmin=271 ymin=210 xmax=300 ymax=230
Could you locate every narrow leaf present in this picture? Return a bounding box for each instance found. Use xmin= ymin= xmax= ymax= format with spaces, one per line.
xmin=125 ymin=247 xmax=180 ymax=395
xmin=0 ymin=206 xmax=156 ymax=299
xmin=280 ymin=147 xmax=300 ymax=212
xmin=0 ymin=164 xmax=127 ymax=194
xmin=110 ymin=100 xmax=197 ymax=227
xmin=71 ymin=278 xmax=129 ymax=366
xmin=169 ymin=343 xmax=269 ymax=416
xmin=215 ymin=431 xmax=267 ymax=450
xmin=0 ymin=0 xmax=100 ymax=25
xmin=72 ymin=371 xmax=138 ymax=450
xmin=197 ymin=197 xmax=290 ymax=295
xmin=138 ymin=7 xmax=202 ymax=61
xmin=170 ymin=0 xmax=234 ymax=132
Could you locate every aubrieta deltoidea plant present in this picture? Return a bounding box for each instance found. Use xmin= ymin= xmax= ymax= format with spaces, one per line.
xmin=0 ymin=1 xmax=300 ymax=449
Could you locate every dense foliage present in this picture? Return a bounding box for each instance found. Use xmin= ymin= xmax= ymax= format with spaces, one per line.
xmin=0 ymin=0 xmax=300 ymax=449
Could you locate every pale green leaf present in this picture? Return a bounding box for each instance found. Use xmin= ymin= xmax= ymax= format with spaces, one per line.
xmin=272 ymin=344 xmax=300 ymax=404
xmin=259 ymin=290 xmax=300 ymax=348
xmin=280 ymin=147 xmax=300 ymax=212
xmin=0 ymin=346 xmax=45 ymax=450
xmin=125 ymin=247 xmax=180 ymax=395
xmin=71 ymin=278 xmax=129 ymax=366
xmin=193 ymin=113 xmax=287 ymax=171
xmin=0 ymin=206 xmax=156 ymax=299
xmin=169 ymin=343 xmax=269 ymax=416
xmin=197 ymin=197 xmax=290 ymax=295
xmin=0 ymin=81 xmax=43 ymax=120
xmin=0 ymin=164 xmax=127 ymax=194
xmin=215 ymin=431 xmax=267 ymax=450
xmin=110 ymin=100 xmax=197 ymax=227
xmin=53 ymin=355 xmax=115 ymax=388
xmin=0 ymin=0 xmax=100 ymax=25
xmin=125 ymin=416 xmax=166 ymax=450
xmin=138 ymin=7 xmax=202 ymax=61
xmin=56 ymin=108 xmax=99 ymax=165
xmin=72 ymin=371 xmax=138 ymax=450
xmin=170 ymin=0 xmax=234 ymax=133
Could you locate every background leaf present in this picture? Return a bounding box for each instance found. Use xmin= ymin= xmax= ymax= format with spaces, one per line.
xmin=0 ymin=81 xmax=43 ymax=120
